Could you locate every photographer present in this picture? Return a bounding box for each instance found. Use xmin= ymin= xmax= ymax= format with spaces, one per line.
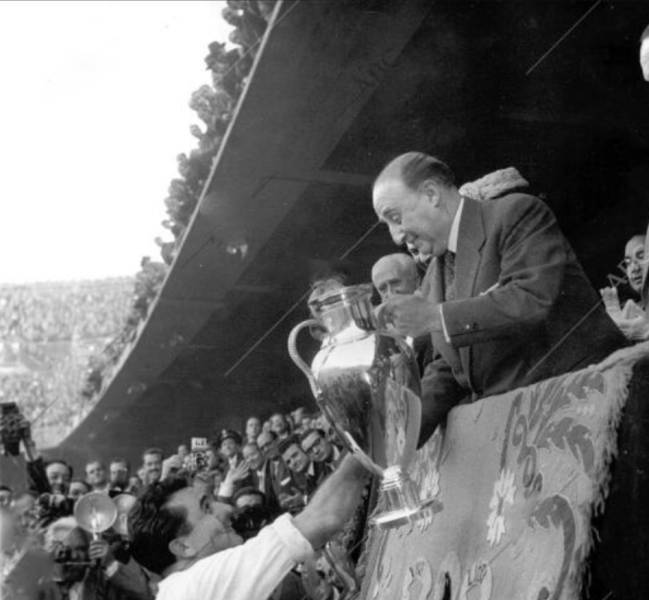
xmin=45 ymin=516 xmax=154 ymax=600
xmin=129 ymin=454 xmax=369 ymax=600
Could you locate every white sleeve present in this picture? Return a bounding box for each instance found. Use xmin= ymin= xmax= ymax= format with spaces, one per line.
xmin=156 ymin=514 xmax=313 ymax=600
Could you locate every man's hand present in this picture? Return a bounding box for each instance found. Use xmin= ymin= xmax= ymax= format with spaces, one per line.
xmin=226 ymin=461 xmax=250 ymax=483
xmin=600 ymin=287 xmax=622 ymax=319
xmin=88 ymin=538 xmax=114 ymax=567
xmin=161 ymin=455 xmax=183 ymax=480
xmin=615 ymin=315 xmax=649 ymax=341
xmin=378 ymin=293 xmax=440 ymax=338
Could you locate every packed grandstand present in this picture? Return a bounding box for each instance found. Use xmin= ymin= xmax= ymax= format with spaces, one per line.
xmin=0 ymin=279 xmax=134 ymax=447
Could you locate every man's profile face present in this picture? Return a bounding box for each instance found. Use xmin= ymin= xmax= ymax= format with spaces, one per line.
xmin=301 ymin=432 xmax=332 ymax=463
xmin=282 ymin=444 xmax=310 ymax=474
xmin=373 ymin=178 xmax=452 ymax=258
xmin=624 ymin=235 xmax=645 ymax=293
xmin=143 ymin=453 xmax=162 ymax=483
xmin=371 ymin=256 xmax=419 ymax=301
xmin=46 ymin=462 xmax=71 ymax=494
xmin=242 ymin=444 xmax=263 ymax=470
xmin=85 ymin=462 xmax=107 ymax=487
xmin=167 ymin=487 xmax=242 ymax=559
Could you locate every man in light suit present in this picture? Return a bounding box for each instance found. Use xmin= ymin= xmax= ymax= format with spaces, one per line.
xmin=373 ymin=152 xmax=626 ymax=443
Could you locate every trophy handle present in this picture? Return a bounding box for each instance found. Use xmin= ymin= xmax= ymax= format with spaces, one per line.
xmin=287 ymin=319 xmax=321 ymax=398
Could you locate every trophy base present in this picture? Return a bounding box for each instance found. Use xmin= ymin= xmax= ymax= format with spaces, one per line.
xmin=369 ymin=466 xmax=436 ymax=529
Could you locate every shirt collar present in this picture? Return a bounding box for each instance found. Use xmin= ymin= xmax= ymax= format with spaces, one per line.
xmin=447 ymin=196 xmax=465 ymax=254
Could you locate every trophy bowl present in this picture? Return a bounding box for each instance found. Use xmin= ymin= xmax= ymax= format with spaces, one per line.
xmin=288 ymin=283 xmax=433 ymax=528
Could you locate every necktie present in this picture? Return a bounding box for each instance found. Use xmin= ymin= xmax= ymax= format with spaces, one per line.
xmin=443 ymin=250 xmax=456 ymax=301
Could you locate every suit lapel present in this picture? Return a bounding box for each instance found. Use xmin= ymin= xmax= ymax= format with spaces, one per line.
xmin=455 ymin=197 xmax=486 ymax=299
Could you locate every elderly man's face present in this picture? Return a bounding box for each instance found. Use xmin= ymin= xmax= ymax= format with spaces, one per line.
xmin=167 ymin=487 xmax=242 ymax=559
xmin=372 ymin=258 xmax=419 ymax=301
xmin=373 ymin=178 xmax=452 ymax=259
xmin=282 ymin=444 xmax=310 ymax=474
xmin=49 ymin=527 xmax=89 ymax=583
xmin=242 ymin=444 xmax=264 ymax=470
xmin=624 ymin=236 xmax=645 ymax=293
xmin=46 ymin=463 xmax=71 ymax=494
xmin=257 ymin=432 xmax=278 ymax=459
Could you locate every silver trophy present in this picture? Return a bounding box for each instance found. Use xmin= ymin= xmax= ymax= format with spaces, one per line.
xmin=288 ymin=283 xmax=432 ymax=528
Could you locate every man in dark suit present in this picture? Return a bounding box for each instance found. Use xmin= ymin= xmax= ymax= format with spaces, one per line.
xmin=373 ymin=152 xmax=626 ymax=442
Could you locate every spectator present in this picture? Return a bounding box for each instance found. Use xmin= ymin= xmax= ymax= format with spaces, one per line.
xmin=244 ymin=416 xmax=261 ymax=445
xmin=109 ymin=458 xmax=131 ymax=495
xmin=371 ymin=253 xmax=420 ymax=301
xmin=300 ymin=429 xmax=343 ymax=482
xmin=269 ymin=413 xmax=290 ymax=440
xmin=142 ymin=448 xmax=163 ymax=485
xmin=277 ymin=435 xmax=318 ymax=515
xmin=85 ymin=460 xmax=110 ymax=494
xmin=68 ymin=479 xmax=91 ymax=501
xmin=128 ymin=455 xmax=368 ymax=600
xmin=218 ymin=429 xmax=244 ymax=471
xmin=177 ymin=444 xmax=189 ymax=462
xmin=601 ymin=234 xmax=649 ymax=341
xmin=45 ymin=460 xmax=73 ymax=495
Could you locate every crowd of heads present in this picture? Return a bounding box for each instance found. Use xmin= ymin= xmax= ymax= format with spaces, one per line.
xmin=0 ymin=403 xmax=349 ymax=598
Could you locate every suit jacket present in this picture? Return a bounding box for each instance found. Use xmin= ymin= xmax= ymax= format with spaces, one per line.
xmin=419 ymin=194 xmax=626 ymax=440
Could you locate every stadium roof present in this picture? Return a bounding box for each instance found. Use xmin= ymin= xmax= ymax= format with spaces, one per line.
xmin=57 ymin=0 xmax=649 ymax=466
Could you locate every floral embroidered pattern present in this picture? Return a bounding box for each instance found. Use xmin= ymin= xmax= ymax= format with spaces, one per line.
xmin=486 ymin=468 xmax=516 ymax=546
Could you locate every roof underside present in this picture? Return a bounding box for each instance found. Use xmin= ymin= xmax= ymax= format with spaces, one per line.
xmin=57 ymin=0 xmax=649 ymax=467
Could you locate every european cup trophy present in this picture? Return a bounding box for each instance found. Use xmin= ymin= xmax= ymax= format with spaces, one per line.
xmin=288 ymin=283 xmax=432 ymax=528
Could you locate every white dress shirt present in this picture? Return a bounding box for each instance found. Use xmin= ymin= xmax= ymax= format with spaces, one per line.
xmin=156 ymin=514 xmax=313 ymax=600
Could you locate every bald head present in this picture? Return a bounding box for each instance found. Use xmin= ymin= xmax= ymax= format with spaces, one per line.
xmin=373 ymin=152 xmax=456 ymax=194
xmin=372 ymin=253 xmax=419 ymax=301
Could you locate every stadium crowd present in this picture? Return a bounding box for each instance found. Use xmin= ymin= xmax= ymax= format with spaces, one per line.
xmin=2 ymin=155 xmax=649 ymax=600
xmin=0 ymin=405 xmax=363 ymax=600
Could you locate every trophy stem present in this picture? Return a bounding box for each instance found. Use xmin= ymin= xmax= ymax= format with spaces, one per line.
xmin=370 ymin=466 xmax=434 ymax=529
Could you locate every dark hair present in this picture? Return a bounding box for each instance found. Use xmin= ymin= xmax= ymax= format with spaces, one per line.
xmin=129 ymin=477 xmax=191 ymax=575
xmin=374 ymin=152 xmax=456 ymax=191
xmin=69 ymin=479 xmax=91 ymax=492
xmin=232 ymin=486 xmax=265 ymax=506
xmin=142 ymin=447 xmax=163 ymax=460
xmin=0 ymin=484 xmax=11 ymax=493
xmin=277 ymin=435 xmax=301 ymax=456
xmin=110 ymin=457 xmax=130 ymax=468
xmin=45 ymin=460 xmax=73 ymax=478
xmin=299 ymin=428 xmax=326 ymax=443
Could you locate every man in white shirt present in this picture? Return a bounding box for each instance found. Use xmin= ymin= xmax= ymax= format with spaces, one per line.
xmin=128 ymin=454 xmax=367 ymax=600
